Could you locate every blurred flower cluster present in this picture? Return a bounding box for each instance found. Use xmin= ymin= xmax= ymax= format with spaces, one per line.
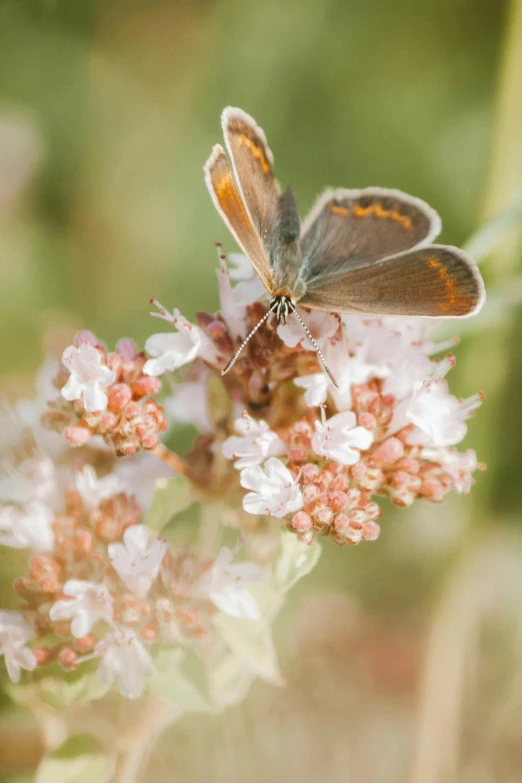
xmin=0 ymin=248 xmax=483 ymax=716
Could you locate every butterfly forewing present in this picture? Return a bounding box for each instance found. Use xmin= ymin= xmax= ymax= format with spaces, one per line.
xmin=299 ymin=188 xmax=441 ymax=286
xmin=222 ymin=108 xmax=281 ymax=263
xmin=299 ymin=245 xmax=485 ymax=317
xmin=204 ymin=144 xmax=274 ymax=292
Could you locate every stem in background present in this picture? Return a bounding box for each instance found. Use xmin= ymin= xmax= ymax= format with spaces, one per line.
xmin=152 ymin=443 xmax=189 ymax=476
xmin=112 ymin=697 xmax=181 ymax=783
xmin=411 ymin=2 xmax=522 ymax=780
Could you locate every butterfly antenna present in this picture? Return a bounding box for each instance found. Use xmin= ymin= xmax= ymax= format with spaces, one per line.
xmin=290 ymin=307 xmax=339 ymax=388
xmin=221 ymin=301 xmax=278 ymax=376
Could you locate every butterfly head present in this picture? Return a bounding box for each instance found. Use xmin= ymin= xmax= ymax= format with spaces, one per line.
xmin=271 ymin=293 xmax=296 ymax=326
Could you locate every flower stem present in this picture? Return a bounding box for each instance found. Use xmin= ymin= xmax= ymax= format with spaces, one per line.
xmin=112 ymin=697 xmax=181 ymax=783
xmin=152 ymin=443 xmax=189 ymax=476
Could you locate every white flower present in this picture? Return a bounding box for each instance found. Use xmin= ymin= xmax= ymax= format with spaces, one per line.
xmin=222 ymin=413 xmax=286 ymax=469
xmin=227 ymin=252 xmax=256 ymax=281
xmin=399 ymin=381 xmax=468 ymax=447
xmin=108 ymin=526 xmax=166 ymax=599
xmin=312 ymin=410 xmax=373 ymax=465
xmin=199 ymin=546 xmax=262 ymax=619
xmin=61 ymin=344 xmax=115 ymax=412
xmin=95 ymin=627 xmax=154 ymax=699
xmin=240 ymin=457 xmax=303 ymax=518
xmin=0 ymin=611 xmax=37 ymax=683
xmin=0 ymin=456 xmax=56 ymax=505
xmin=144 ymin=307 xmax=217 ymax=376
xmin=75 ymin=466 xmax=123 ymax=508
xmin=294 ymin=373 xmax=329 ymax=406
xmin=49 ymin=580 xmax=114 ymax=638
xmin=0 ymin=502 xmax=55 ymax=552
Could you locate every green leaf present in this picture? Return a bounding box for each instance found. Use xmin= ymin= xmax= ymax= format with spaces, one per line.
xmin=213 ymin=613 xmax=281 ymax=682
xmin=143 ymin=477 xmax=193 ymax=532
xmin=8 ymin=669 xmax=110 ymax=711
xmin=273 ymin=531 xmax=321 ymax=594
xmin=149 ymin=648 xmax=215 ymax=713
xmin=35 ymin=734 xmax=115 ymax=783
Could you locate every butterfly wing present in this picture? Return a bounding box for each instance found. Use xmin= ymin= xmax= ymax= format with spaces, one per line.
xmin=299 ymin=244 xmax=485 ymax=317
xmin=299 ymin=187 xmax=441 ymax=283
xmin=221 ymin=107 xmax=281 ymax=262
xmin=204 ymin=143 xmax=274 ymax=292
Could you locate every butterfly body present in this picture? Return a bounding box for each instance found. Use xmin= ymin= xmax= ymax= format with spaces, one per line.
xmin=204 ymin=107 xmax=485 ymax=377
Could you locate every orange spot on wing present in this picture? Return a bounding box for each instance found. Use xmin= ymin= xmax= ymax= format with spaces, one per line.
xmin=237 ymin=134 xmax=271 ymax=176
xmin=352 ymin=202 xmax=412 ymax=230
xmin=330 ymin=204 xmax=350 ymax=216
xmin=329 ymin=200 xmax=412 ymax=229
xmin=427 ymin=257 xmax=458 ymax=312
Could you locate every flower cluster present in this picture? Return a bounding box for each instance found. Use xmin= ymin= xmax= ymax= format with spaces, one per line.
xmin=42 ymin=332 xmax=167 ymax=455
xmin=141 ymin=251 xmax=484 ymax=545
xmin=0 ymin=456 xmax=263 ymax=699
xmin=0 ymin=246 xmax=483 ymax=705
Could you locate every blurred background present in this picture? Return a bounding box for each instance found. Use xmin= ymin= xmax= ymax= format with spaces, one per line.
xmin=1 ymin=0 xmax=521 ymax=781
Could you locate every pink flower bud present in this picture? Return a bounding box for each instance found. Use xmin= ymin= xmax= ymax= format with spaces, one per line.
xmin=362 ymin=521 xmax=381 ymax=541
xmin=359 ymin=412 xmax=377 ymax=430
xmin=74 ymin=634 xmax=96 ymax=652
xmin=327 ymin=491 xmax=348 ymax=512
xmin=302 ymin=463 xmax=320 ymax=482
xmin=297 ymin=530 xmax=315 ymax=545
xmin=75 ymin=330 xmax=97 ymax=347
xmin=131 ymin=375 xmax=161 ymax=397
xmin=108 ymin=383 xmax=132 ymax=412
xmin=330 ymin=474 xmax=349 ymax=492
xmin=116 ymin=338 xmax=138 ymax=361
xmin=291 ymin=511 xmax=313 ymax=532
xmin=57 ymin=647 xmax=78 ymax=671
xmin=64 ymin=424 xmax=93 ymax=446
xmin=333 ymin=513 xmax=350 ymax=533
xmin=370 ymin=437 xmax=404 ymax=467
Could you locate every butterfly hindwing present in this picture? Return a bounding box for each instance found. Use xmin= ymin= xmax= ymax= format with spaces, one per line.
xmin=299 ymin=188 xmax=442 ymax=287
xmin=299 ymin=244 xmax=485 ymax=318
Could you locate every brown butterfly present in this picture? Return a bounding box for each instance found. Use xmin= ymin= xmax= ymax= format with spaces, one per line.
xmin=204 ymin=107 xmax=485 ymax=385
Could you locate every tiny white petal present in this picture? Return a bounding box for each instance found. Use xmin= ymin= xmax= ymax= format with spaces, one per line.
xmin=222 ymin=414 xmax=285 ymax=469
xmin=240 ymin=458 xmax=303 ymax=519
xmin=108 ymin=526 xmax=166 ymax=599
xmin=312 ymin=411 xmax=373 ymax=466
xmin=60 ymin=344 xmax=115 ymax=413
xmin=49 ymin=581 xmax=113 ymax=638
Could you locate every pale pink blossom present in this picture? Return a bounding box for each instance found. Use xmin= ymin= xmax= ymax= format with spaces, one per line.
xmin=222 ymin=413 xmax=286 ymax=469
xmin=240 ymin=457 xmax=303 ymax=518
xmin=312 ymin=410 xmax=373 ymax=465
xmin=144 ymin=303 xmax=218 ymax=376
xmin=0 ymin=611 xmax=37 ymax=683
xmin=61 ymin=344 xmax=116 ymax=412
xmin=294 ymin=373 xmax=329 ymax=407
xmin=108 ymin=526 xmax=166 ymax=599
xmin=75 ymin=465 xmax=123 ymax=508
xmin=199 ymin=546 xmax=262 ymax=619
xmin=392 ymin=374 xmax=482 ymax=448
xmin=49 ymin=580 xmax=114 ymax=638
xmin=0 ymin=501 xmax=55 ymax=552
xmin=0 ymin=455 xmax=57 ymax=505
xmin=95 ymin=626 xmax=154 ymax=699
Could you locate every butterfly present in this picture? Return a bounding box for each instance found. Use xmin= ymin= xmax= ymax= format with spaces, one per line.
xmin=204 ymin=107 xmax=485 ymax=385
